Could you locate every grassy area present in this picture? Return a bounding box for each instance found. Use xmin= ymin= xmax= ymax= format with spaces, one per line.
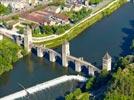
xmin=35 ymin=0 xmax=127 ymax=48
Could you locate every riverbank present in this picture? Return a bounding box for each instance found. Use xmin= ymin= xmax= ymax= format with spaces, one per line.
xmin=37 ymin=0 xmax=128 ymax=48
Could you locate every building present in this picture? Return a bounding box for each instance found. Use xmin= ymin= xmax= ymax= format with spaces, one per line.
xmin=26 ymin=0 xmax=39 ymax=5
xmin=102 ymin=52 xmax=112 ymax=71
xmin=0 ymin=0 xmax=27 ymax=11
xmin=0 ymin=0 xmax=52 ymax=12
xmin=73 ymin=4 xmax=83 ymax=12
xmin=21 ymin=9 xmax=69 ymax=26
xmin=66 ymin=0 xmax=86 ymax=5
xmin=44 ymin=6 xmax=61 ymax=13
xmin=63 ymin=4 xmax=73 ymax=12
xmin=21 ymin=12 xmax=55 ymax=25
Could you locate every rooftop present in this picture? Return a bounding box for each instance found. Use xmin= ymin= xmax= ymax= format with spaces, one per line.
xmin=103 ymin=52 xmax=112 ymax=59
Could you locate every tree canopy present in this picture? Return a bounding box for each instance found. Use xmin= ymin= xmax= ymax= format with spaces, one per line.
xmin=0 ymin=4 xmax=12 ymax=15
xmin=0 ymin=38 xmax=20 ymax=75
xmin=105 ymin=63 xmax=134 ymax=100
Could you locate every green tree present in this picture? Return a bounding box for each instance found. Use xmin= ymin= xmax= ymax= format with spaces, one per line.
xmin=0 ymin=38 xmax=22 ymax=75
xmin=43 ymin=25 xmax=54 ymax=34
xmin=12 ymin=15 xmax=19 ymax=20
xmin=86 ymin=77 xmax=95 ymax=90
xmin=0 ymin=4 xmax=7 ymax=15
xmin=105 ymin=63 xmax=134 ymax=100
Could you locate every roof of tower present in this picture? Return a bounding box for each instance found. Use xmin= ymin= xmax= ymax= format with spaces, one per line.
xmin=103 ymin=52 xmax=112 ymax=59
xmin=26 ymin=25 xmax=31 ymax=30
xmin=24 ymin=25 xmax=32 ymax=35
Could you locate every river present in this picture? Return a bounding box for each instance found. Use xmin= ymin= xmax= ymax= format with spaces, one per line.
xmin=0 ymin=2 xmax=134 ymax=100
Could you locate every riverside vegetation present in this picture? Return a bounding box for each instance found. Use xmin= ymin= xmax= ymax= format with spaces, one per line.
xmin=65 ymin=55 xmax=134 ymax=100
xmin=0 ymin=38 xmax=25 ymax=75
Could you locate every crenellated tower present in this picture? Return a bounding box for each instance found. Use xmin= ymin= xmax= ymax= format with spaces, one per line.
xmin=102 ymin=52 xmax=112 ymax=71
xmin=24 ymin=26 xmax=32 ymax=53
xmin=62 ymin=40 xmax=70 ymax=67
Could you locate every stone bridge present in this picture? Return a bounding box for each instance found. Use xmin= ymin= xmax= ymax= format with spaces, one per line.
xmin=0 ymin=26 xmax=112 ymax=75
xmin=34 ymin=41 xmax=101 ymax=76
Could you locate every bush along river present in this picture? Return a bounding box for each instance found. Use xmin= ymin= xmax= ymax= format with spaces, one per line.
xmin=0 ymin=2 xmax=134 ymax=100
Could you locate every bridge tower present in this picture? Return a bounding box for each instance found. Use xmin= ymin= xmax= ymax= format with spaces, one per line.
xmin=37 ymin=46 xmax=44 ymax=58
xmin=102 ymin=52 xmax=112 ymax=71
xmin=49 ymin=50 xmax=56 ymax=62
xmin=24 ymin=26 xmax=32 ymax=53
xmin=0 ymin=34 xmax=3 ymax=41
xmin=16 ymin=36 xmax=20 ymax=46
xmin=88 ymin=67 xmax=94 ymax=76
xmin=62 ymin=41 xmax=70 ymax=67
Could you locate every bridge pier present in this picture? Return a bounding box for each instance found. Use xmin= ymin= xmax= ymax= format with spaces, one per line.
xmin=16 ymin=36 xmax=21 ymax=46
xmin=75 ymin=61 xmax=81 ymax=72
xmin=62 ymin=41 xmax=70 ymax=67
xmin=49 ymin=50 xmax=56 ymax=62
xmin=88 ymin=67 xmax=94 ymax=76
xmin=37 ymin=47 xmax=44 ymax=57
xmin=24 ymin=26 xmax=32 ymax=53
xmin=0 ymin=34 xmax=3 ymax=41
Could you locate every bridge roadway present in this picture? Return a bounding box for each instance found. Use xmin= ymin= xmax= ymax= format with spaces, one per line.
xmin=0 ymin=75 xmax=87 ymax=100
xmin=0 ymin=27 xmax=24 ymax=38
xmin=43 ymin=48 xmax=61 ymax=58
xmin=32 ymin=44 xmax=61 ymax=58
xmin=67 ymin=55 xmax=100 ymax=72
xmin=0 ymin=27 xmax=58 ymax=42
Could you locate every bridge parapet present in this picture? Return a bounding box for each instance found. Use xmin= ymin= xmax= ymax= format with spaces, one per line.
xmin=67 ymin=55 xmax=101 ymax=75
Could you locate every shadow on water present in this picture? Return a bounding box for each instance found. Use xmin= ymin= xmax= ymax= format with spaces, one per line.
xmin=55 ymin=56 xmax=62 ymax=65
xmin=120 ymin=20 xmax=134 ymax=56
xmin=0 ymin=72 xmax=10 ymax=86
xmin=81 ymin=66 xmax=89 ymax=77
xmin=31 ymin=48 xmax=37 ymax=55
xmin=44 ymin=52 xmax=49 ymax=61
xmin=68 ymin=61 xmax=75 ymax=70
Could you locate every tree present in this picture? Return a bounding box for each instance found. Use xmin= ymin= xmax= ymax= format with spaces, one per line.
xmin=89 ymin=0 xmax=103 ymax=4
xmin=53 ymin=0 xmax=65 ymax=5
xmin=65 ymin=88 xmax=90 ymax=100
xmin=0 ymin=4 xmax=7 ymax=15
xmin=0 ymin=38 xmax=22 ymax=75
xmin=43 ymin=25 xmax=53 ymax=34
xmin=86 ymin=77 xmax=95 ymax=90
xmin=5 ymin=4 xmax=12 ymax=14
xmin=105 ymin=63 xmax=134 ymax=100
xmin=18 ymin=27 xmax=24 ymax=34
xmin=12 ymin=15 xmax=19 ymax=20
xmin=117 ymin=57 xmax=129 ymax=69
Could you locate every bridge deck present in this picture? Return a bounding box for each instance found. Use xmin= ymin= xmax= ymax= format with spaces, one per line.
xmin=67 ymin=55 xmax=100 ymax=72
xmin=44 ymin=48 xmax=61 ymax=57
